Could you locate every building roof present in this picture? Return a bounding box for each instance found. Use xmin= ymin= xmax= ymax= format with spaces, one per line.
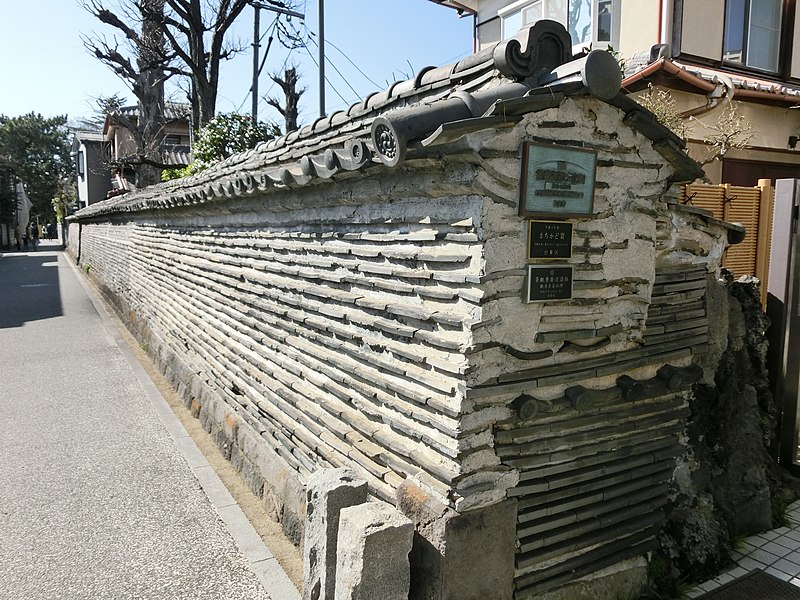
xmin=623 ymin=49 xmax=800 ymax=107
xmin=71 ymin=130 xmax=107 ymax=153
xmin=162 ymin=147 xmax=192 ymax=166
xmin=427 ymin=0 xmax=477 ymax=15
xmin=74 ymin=22 xmax=702 ymax=220
xmin=103 ymin=102 xmax=192 ymax=137
xmin=114 ymin=102 xmax=192 ymax=122
xmin=73 ymin=130 xmax=106 ymax=143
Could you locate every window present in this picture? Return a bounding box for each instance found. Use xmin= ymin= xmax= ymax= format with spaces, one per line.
xmin=501 ymin=0 xmax=566 ymax=40
xmin=596 ymin=0 xmax=612 ymax=43
xmin=164 ymin=134 xmax=183 ymax=147
xmin=500 ymin=0 xmax=619 ymax=53
xmin=724 ymin=0 xmax=782 ymax=72
xmin=76 ymin=150 xmax=85 ymax=178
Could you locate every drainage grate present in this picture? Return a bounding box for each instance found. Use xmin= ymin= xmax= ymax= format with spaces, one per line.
xmin=697 ymin=569 xmax=800 ymax=599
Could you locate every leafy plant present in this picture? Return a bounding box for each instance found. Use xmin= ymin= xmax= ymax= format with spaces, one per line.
xmin=636 ymin=84 xmax=687 ymax=139
xmin=772 ymin=495 xmax=797 ymax=529
xmin=690 ymin=102 xmax=755 ymax=165
xmin=162 ymin=112 xmax=280 ymax=181
xmin=0 ymin=113 xmax=73 ymax=217
xmin=161 ymin=164 xmax=195 ymax=181
xmin=640 ymin=552 xmax=691 ymax=600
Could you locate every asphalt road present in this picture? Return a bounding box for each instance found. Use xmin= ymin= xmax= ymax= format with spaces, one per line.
xmin=0 ymin=241 xmax=288 ymax=599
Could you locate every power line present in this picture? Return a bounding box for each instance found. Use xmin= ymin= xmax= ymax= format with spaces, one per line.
xmin=304 ymin=34 xmax=360 ymax=100
xmin=236 ymin=18 xmax=280 ymax=114
xmin=322 ymin=37 xmax=383 ymax=90
xmin=300 ymin=41 xmax=349 ymax=108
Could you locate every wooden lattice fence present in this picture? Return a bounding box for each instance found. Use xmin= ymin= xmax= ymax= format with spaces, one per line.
xmin=681 ymin=179 xmax=774 ymax=303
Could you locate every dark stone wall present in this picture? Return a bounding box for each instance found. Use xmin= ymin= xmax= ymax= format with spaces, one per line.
xmin=656 ymin=275 xmax=797 ymax=584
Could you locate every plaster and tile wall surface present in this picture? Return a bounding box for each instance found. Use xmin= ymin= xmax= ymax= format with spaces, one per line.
xmin=445 ymin=99 xmax=730 ymax=597
xmin=71 ymin=167 xmax=483 ymax=504
xmin=69 ymin=92 xmax=733 ymax=599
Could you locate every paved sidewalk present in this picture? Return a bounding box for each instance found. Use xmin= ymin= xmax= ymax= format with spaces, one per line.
xmin=686 ymin=499 xmax=800 ymax=597
xmin=0 ymin=242 xmax=299 ymax=600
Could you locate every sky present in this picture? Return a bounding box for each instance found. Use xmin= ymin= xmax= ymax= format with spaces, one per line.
xmin=0 ymin=0 xmax=474 ymax=130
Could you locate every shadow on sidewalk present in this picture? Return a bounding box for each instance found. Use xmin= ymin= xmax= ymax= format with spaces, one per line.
xmin=0 ymin=253 xmax=63 ymax=328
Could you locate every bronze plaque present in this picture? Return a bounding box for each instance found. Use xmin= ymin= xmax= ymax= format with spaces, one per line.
xmin=528 ymin=220 xmax=573 ymax=260
xmin=527 ymin=266 xmax=573 ymax=303
xmin=519 ymin=142 xmax=596 ymax=218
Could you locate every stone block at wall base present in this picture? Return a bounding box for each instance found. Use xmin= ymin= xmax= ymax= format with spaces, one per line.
xmin=303 ymin=468 xmax=368 ymax=600
xmin=335 ymin=501 xmax=414 ymax=600
xmin=531 ymin=557 xmax=648 ymax=600
xmin=397 ymin=481 xmax=516 ymax=600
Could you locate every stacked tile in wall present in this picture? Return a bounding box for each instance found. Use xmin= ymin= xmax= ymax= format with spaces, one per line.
xmin=496 ymin=266 xmax=708 ymax=599
xmin=78 ymin=222 xmax=133 ymax=300
xmin=79 ymin=210 xmax=485 ymax=504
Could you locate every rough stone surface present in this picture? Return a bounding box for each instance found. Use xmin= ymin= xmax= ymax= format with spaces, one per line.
xmin=533 ymin=558 xmax=647 ymax=600
xmin=303 ymin=468 xmax=368 ymax=600
xmin=334 ymin=501 xmax=413 ymax=600
xmin=656 ymin=276 xmax=788 ymax=583
xmin=396 ymin=482 xmax=516 ymax=600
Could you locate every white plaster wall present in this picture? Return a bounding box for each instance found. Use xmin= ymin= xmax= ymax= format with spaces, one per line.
xmin=618 ymin=0 xmax=660 ymax=59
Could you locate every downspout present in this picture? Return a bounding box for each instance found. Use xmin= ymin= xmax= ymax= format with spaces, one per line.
xmin=658 ymin=0 xmax=663 ymax=44
xmin=473 ymin=10 xmax=478 ymax=53
xmin=679 ymin=71 xmax=735 ymax=118
xmin=622 ymin=60 xmax=735 ymax=119
xmin=659 ymin=0 xmax=674 ymax=47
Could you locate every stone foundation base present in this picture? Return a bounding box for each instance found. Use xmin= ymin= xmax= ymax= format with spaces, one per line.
xmin=531 ymin=558 xmax=648 ymax=600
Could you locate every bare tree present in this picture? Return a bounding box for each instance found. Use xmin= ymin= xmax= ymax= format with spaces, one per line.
xmin=77 ymin=94 xmax=128 ymax=131
xmin=159 ymin=0 xmax=306 ymax=129
xmin=636 ymin=85 xmax=755 ymax=166
xmin=266 ymin=66 xmax=305 ymax=133
xmin=567 ymin=0 xmax=591 ymax=47
xmin=689 ymin=104 xmax=755 ymax=165
xmin=83 ymin=0 xmax=170 ymax=187
xmin=159 ymin=0 xmax=249 ymax=129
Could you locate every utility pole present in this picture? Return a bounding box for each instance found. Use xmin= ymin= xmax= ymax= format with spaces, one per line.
xmin=252 ymin=4 xmax=261 ymax=127
xmin=319 ymin=0 xmax=325 ymax=118
xmin=250 ymin=1 xmax=305 ymax=127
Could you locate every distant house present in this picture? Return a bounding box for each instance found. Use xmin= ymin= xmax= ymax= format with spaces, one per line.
xmin=103 ymin=102 xmax=192 ymax=192
xmin=72 ymin=130 xmax=112 ymax=209
xmin=0 ymin=160 xmax=16 ymax=248
xmin=0 ymin=159 xmax=34 ymax=249
xmin=432 ymin=0 xmax=800 ymax=186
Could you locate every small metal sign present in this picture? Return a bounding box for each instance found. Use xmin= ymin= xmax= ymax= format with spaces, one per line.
xmin=528 ymin=220 xmax=573 ymax=260
xmin=527 ymin=265 xmax=573 ymax=303
xmin=519 ymin=142 xmax=596 ymax=218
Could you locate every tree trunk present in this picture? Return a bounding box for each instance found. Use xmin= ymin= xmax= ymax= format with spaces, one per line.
xmin=135 ymin=0 xmax=166 ymax=187
xmin=195 ymin=79 xmax=216 ymax=129
xmin=267 ymin=67 xmax=304 ymax=134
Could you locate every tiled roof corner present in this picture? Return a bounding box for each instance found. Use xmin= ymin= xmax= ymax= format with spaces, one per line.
xmin=623 ymin=51 xmax=800 ymax=104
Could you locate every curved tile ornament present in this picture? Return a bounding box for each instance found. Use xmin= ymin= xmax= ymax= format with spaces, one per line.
xmin=372 ymin=117 xmax=405 ymax=167
xmin=510 ymin=363 xmax=704 ymax=418
xmin=336 ymin=140 xmax=370 ymax=171
xmin=494 ymin=19 xmax=572 ymax=80
xmin=315 ymin=149 xmax=341 ymax=178
xmin=539 ymin=49 xmax=623 ymax=100
xmin=513 ymin=394 xmax=539 ymax=420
